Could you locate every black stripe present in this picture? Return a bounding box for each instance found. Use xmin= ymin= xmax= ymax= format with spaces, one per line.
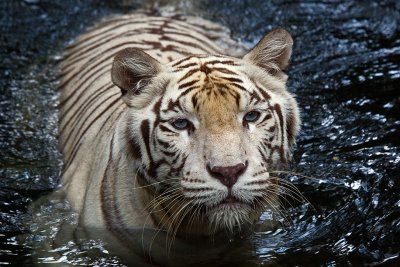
xmin=171 ymin=20 xmax=222 ymax=40
xmin=140 ymin=120 xmax=156 ymax=176
xmin=66 ymin=32 xmax=115 ymax=63
xmin=223 ymin=77 xmax=243 ymax=83
xmin=62 ymin=92 xmax=120 ymax=148
xmin=59 ymin=66 xmax=110 ymax=106
xmin=162 ymin=99 xmax=181 ymax=113
xmin=273 ymin=104 xmax=288 ymax=165
xmin=180 ymin=85 xmax=200 ymax=97
xmin=256 ymin=86 xmax=271 ymax=100
xmin=99 ymin=133 xmax=146 ymax=258
xmin=126 ymin=133 xmax=142 ymax=161
xmin=161 ymin=149 xmax=178 ymax=157
xmin=172 ymin=56 xmax=195 ymax=67
xmin=162 ymin=35 xmax=220 ymax=54
xmin=66 ymin=19 xmax=161 ymax=55
xmin=67 ymin=17 xmax=168 ymax=57
xmin=191 ymin=95 xmax=198 ymax=109
xmin=177 ymin=68 xmax=199 ymax=83
xmin=159 ymin=124 xmax=176 ymax=134
xmin=61 ymin=39 xmax=155 ymax=92
xmin=64 ymin=106 xmax=123 ymax=170
xmin=273 ymin=104 xmax=285 ymax=144
xmin=258 ymin=146 xmax=270 ymax=165
xmin=286 ymin=109 xmax=297 ymax=146
xmin=60 ymin=83 xmax=115 ymax=132
xmin=258 ymin=113 xmax=273 ymax=127
xmin=205 ymin=60 xmax=239 ymax=66
xmin=178 ymin=80 xmax=197 ymax=90
xmin=173 ymin=62 xmax=198 ymax=71
xmin=229 ymin=82 xmax=247 ymax=91
xmin=157 ymin=138 xmax=171 ymax=149
xmin=211 ymin=67 xmax=237 ymax=75
xmin=164 ymin=31 xmax=221 ymax=53
xmin=64 ymin=97 xmax=121 ymax=165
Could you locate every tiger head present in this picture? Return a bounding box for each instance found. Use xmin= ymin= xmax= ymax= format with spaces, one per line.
xmin=111 ymin=29 xmax=300 ymax=236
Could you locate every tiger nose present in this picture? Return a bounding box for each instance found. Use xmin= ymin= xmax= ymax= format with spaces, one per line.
xmin=207 ymin=163 xmax=247 ymax=188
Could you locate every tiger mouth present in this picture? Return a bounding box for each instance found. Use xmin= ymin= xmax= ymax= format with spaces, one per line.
xmin=216 ymin=195 xmax=251 ymax=211
xmin=219 ymin=190 xmax=249 ymax=205
xmin=221 ymin=196 xmax=239 ymax=204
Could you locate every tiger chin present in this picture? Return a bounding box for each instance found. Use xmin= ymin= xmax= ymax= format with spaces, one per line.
xmin=58 ymin=13 xmax=300 ymax=264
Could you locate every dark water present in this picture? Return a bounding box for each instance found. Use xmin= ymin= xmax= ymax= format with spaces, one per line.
xmin=1 ymin=0 xmax=399 ymax=266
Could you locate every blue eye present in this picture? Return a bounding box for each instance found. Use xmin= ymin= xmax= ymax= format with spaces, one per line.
xmin=244 ymin=111 xmax=260 ymax=122
xmin=172 ymin=118 xmax=190 ymax=130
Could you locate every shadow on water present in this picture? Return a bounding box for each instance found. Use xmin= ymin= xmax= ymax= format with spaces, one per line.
xmin=1 ymin=0 xmax=399 ymax=266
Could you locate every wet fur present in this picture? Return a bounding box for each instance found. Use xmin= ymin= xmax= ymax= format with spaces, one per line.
xmin=58 ymin=13 xmax=300 ymax=262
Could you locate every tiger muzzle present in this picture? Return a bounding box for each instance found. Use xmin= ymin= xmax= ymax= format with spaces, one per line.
xmin=207 ymin=162 xmax=248 ymax=188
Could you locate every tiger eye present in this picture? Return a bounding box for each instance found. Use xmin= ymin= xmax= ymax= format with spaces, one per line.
xmin=244 ymin=111 xmax=260 ymax=122
xmin=172 ymin=118 xmax=190 ymax=130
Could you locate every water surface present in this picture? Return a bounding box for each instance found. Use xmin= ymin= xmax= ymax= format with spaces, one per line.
xmin=1 ymin=0 xmax=399 ymax=266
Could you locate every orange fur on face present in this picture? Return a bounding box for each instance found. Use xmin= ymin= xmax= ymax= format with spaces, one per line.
xmin=197 ymin=81 xmax=240 ymax=134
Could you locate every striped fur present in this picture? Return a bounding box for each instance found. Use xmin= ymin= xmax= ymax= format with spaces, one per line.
xmin=59 ymin=13 xmax=300 ymax=262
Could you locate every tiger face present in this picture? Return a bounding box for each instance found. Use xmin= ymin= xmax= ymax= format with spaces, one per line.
xmin=112 ymin=29 xmax=300 ymax=235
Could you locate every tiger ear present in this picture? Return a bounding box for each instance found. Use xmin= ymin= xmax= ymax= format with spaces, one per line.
xmin=111 ymin=48 xmax=162 ymax=99
xmin=243 ymin=28 xmax=293 ymax=75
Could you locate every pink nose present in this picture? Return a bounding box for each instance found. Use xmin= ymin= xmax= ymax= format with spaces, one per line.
xmin=207 ymin=163 xmax=247 ymax=188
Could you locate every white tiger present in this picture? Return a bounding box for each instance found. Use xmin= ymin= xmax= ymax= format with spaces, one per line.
xmin=56 ymin=13 xmax=300 ymax=265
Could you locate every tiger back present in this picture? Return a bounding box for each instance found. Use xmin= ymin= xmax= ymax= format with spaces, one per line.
xmin=58 ymin=13 xmax=300 ymax=265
